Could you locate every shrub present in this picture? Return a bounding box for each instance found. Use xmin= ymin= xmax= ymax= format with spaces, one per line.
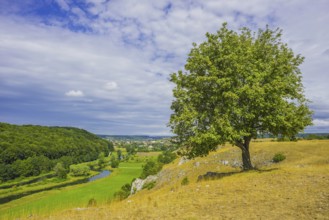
xmin=273 ymin=153 xmax=286 ymax=163
xmin=140 ymin=160 xmax=162 ymax=179
xmin=305 ymin=134 xmax=327 ymax=140
xmin=110 ymin=155 xmax=119 ymax=168
xmin=69 ymin=164 xmax=90 ymax=176
xmin=97 ymin=152 xmax=106 ymax=169
xmin=142 ymin=181 xmax=156 ymax=190
xmin=113 ymin=183 xmax=131 ymax=200
xmin=181 ymin=177 xmax=189 ymax=186
xmin=157 ymin=151 xmax=177 ymax=164
xmin=277 ymin=137 xmax=291 ymax=142
xmin=54 ymin=162 xmax=67 ymax=179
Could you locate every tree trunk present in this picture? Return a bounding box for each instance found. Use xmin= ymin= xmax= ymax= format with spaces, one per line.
xmin=241 ymin=147 xmax=253 ymax=170
xmin=236 ymin=137 xmax=253 ymax=170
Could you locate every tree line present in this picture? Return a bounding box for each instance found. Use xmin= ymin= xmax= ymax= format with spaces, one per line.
xmin=0 ymin=123 xmax=113 ymax=182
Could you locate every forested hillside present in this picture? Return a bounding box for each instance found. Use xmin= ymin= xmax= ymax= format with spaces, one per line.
xmin=0 ymin=123 xmax=113 ymax=182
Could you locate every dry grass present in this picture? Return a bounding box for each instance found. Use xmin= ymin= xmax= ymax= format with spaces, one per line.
xmin=32 ymin=140 xmax=329 ymax=220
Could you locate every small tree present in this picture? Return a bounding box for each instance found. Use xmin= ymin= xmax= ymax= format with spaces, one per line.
xmin=98 ymin=152 xmax=106 ymax=169
xmin=108 ymin=141 xmax=115 ymax=152
xmin=117 ymin=150 xmax=122 ymax=161
xmin=110 ymin=155 xmax=119 ymax=168
xmin=125 ymin=145 xmax=136 ymax=155
xmin=169 ymin=23 xmax=313 ymax=170
xmin=54 ymin=162 xmax=67 ymax=179
xmin=140 ymin=160 xmax=162 ymax=179
xmin=113 ymin=183 xmax=131 ymax=200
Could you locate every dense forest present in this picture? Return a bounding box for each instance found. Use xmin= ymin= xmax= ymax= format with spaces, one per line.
xmin=0 ymin=123 xmax=113 ymax=182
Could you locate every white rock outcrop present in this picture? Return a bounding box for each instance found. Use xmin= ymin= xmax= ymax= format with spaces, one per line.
xmin=130 ymin=175 xmax=158 ymax=194
xmin=178 ymin=156 xmax=189 ymax=166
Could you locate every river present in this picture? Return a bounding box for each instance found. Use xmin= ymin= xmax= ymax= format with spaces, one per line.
xmin=88 ymin=170 xmax=111 ymax=182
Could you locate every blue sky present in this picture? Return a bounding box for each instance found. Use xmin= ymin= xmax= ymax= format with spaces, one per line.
xmin=0 ymin=0 xmax=329 ymax=135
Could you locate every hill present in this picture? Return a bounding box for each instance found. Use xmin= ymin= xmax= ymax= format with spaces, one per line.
xmin=0 ymin=123 xmax=112 ymax=182
xmin=46 ymin=139 xmax=329 ymax=219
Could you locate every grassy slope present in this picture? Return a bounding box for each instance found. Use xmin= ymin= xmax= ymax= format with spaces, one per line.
xmin=0 ymin=162 xmax=143 ymax=220
xmin=47 ymin=140 xmax=329 ymax=220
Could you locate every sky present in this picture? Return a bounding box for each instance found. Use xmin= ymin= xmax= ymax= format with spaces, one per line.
xmin=0 ymin=0 xmax=329 ymax=135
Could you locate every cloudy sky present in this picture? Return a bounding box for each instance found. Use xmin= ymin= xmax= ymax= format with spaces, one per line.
xmin=0 ymin=0 xmax=328 ymax=135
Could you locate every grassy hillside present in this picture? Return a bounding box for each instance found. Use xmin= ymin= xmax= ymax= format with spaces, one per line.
xmin=44 ymin=140 xmax=329 ymax=220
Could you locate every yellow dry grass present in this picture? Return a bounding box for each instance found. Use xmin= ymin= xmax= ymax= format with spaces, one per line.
xmin=32 ymin=140 xmax=329 ymax=220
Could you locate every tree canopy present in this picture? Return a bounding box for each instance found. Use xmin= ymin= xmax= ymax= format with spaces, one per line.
xmin=169 ymin=23 xmax=313 ymax=170
xmin=0 ymin=122 xmax=112 ymax=181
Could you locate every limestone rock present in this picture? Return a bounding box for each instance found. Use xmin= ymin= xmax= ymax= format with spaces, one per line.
xmin=178 ymin=156 xmax=189 ymax=166
xmin=130 ymin=175 xmax=158 ymax=194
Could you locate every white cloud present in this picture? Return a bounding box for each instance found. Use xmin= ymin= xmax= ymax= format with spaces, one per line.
xmin=54 ymin=0 xmax=70 ymax=11
xmin=65 ymin=90 xmax=84 ymax=97
xmin=104 ymin=81 xmax=118 ymax=91
xmin=313 ymin=119 xmax=329 ymax=127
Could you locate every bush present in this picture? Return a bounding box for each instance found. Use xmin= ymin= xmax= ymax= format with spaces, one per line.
xmin=140 ymin=160 xmax=162 ymax=179
xmin=110 ymin=155 xmax=119 ymax=168
xmin=157 ymin=151 xmax=177 ymax=164
xmin=181 ymin=177 xmax=189 ymax=186
xmin=69 ymin=164 xmax=90 ymax=176
xmin=142 ymin=181 xmax=156 ymax=190
xmin=273 ymin=153 xmax=286 ymax=163
xmin=304 ymin=134 xmax=328 ymax=140
xmin=97 ymin=152 xmax=106 ymax=169
xmin=113 ymin=183 xmax=131 ymax=200
xmin=54 ymin=162 xmax=67 ymax=179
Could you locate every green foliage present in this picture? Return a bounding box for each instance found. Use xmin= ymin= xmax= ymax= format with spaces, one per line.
xmin=110 ymin=155 xmax=120 ymax=168
xmin=181 ymin=177 xmax=189 ymax=186
xmin=125 ymin=145 xmax=136 ymax=155
xmin=273 ymin=153 xmax=286 ymax=163
xmin=11 ymin=155 xmax=53 ymax=177
xmin=56 ymin=156 xmax=74 ymax=170
xmin=304 ymin=134 xmax=329 ymax=140
xmin=54 ymin=162 xmax=67 ymax=179
xmin=97 ymin=152 xmax=106 ymax=169
xmin=0 ymin=163 xmax=18 ymax=182
xmin=157 ymin=151 xmax=177 ymax=164
xmin=117 ymin=150 xmax=122 ymax=160
xmin=113 ymin=183 xmax=131 ymax=200
xmin=140 ymin=160 xmax=163 ymax=179
xmin=69 ymin=164 xmax=90 ymax=176
xmin=108 ymin=142 xmax=115 ymax=152
xmin=142 ymin=181 xmax=156 ymax=190
xmin=0 ymin=122 xmax=111 ymax=181
xmin=169 ymin=23 xmax=313 ymax=170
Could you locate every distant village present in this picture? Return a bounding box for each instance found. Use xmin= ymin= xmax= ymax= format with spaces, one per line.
xmin=101 ymin=135 xmax=175 ymax=152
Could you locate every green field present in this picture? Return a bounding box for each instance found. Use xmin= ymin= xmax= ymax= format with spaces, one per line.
xmin=0 ymin=161 xmax=143 ymax=220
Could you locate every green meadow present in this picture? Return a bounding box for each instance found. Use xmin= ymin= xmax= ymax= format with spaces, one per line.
xmin=0 ymin=161 xmax=143 ymax=220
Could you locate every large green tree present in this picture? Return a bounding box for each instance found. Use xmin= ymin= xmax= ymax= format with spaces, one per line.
xmin=169 ymin=23 xmax=313 ymax=170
